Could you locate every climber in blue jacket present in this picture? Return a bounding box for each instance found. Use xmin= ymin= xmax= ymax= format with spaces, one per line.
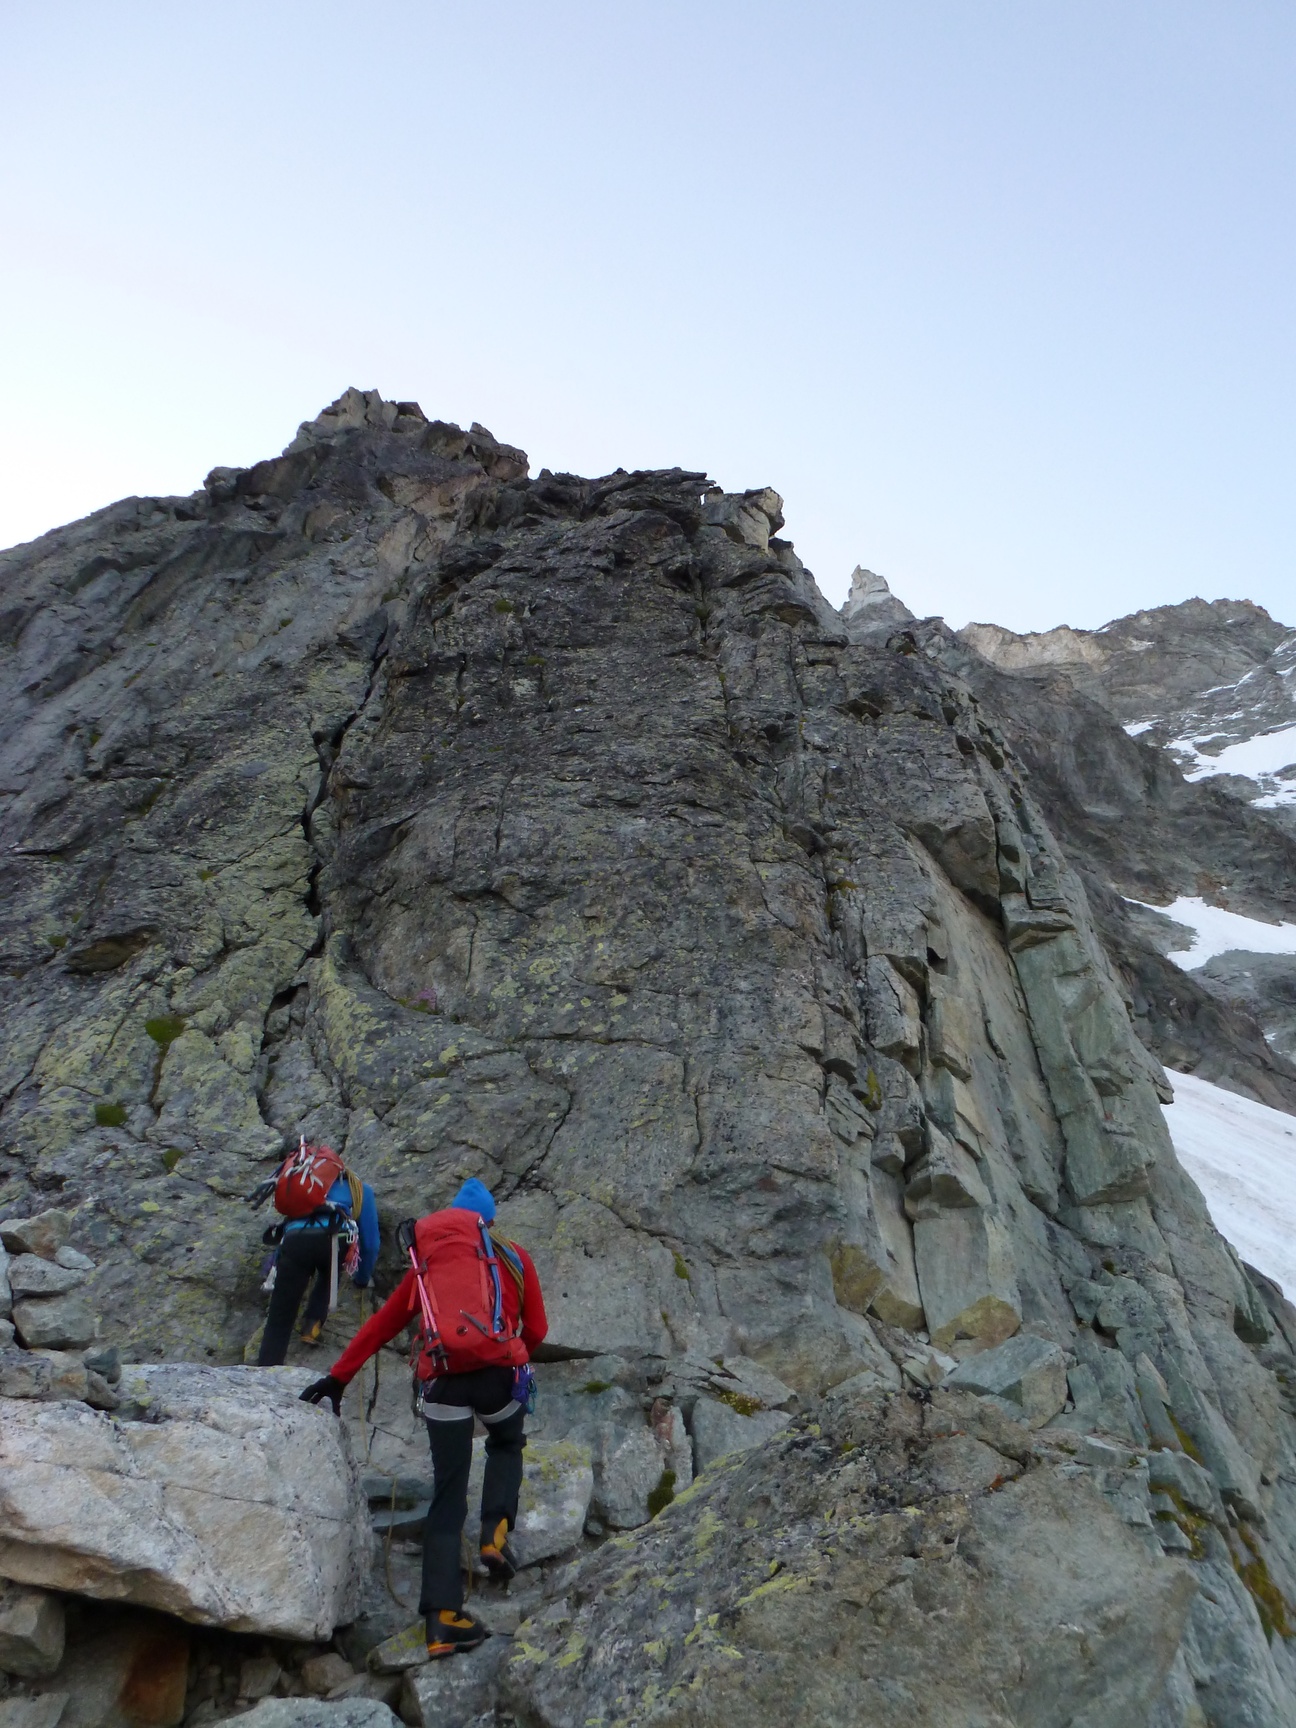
xmin=257 ymin=1172 xmax=380 ymax=1365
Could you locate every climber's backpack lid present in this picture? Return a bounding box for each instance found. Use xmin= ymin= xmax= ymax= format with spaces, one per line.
xmin=272 ymin=1137 xmax=346 ymax=1219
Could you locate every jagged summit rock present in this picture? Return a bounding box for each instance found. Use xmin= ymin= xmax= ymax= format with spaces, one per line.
xmin=3 ymin=393 xmax=1296 ymax=1724
xmin=960 ymin=616 xmax=1111 ymax=671
xmin=839 ymin=563 xmax=915 ymax=634
xmin=702 ymin=484 xmax=785 ymax=551
xmin=961 ymin=597 xmax=1288 ymax=720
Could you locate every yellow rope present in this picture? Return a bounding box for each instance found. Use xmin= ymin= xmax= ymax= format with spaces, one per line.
xmin=383 ymin=1479 xmax=418 ymax=1613
xmin=359 ymin=1286 xmax=375 ymax=1461
xmin=346 ymin=1170 xmax=364 ymax=1219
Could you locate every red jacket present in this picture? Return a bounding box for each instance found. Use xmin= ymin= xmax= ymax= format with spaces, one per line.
xmin=330 ymin=1234 xmax=547 ymax=1386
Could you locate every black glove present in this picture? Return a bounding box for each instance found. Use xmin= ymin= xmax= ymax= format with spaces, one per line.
xmin=300 ymin=1374 xmax=344 ymax=1414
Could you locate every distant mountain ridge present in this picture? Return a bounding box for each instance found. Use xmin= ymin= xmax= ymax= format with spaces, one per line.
xmin=848 ymin=587 xmax=1296 ymax=1106
xmin=961 ymin=598 xmax=1296 ymax=833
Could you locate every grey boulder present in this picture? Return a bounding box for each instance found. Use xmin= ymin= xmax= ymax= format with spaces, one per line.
xmin=0 ymin=1348 xmax=58 ymax=1399
xmin=466 ymin=1437 xmax=593 ymax=1564
xmin=691 ymin=1395 xmax=792 ymax=1473
xmin=0 ymin=1364 xmax=372 ymax=1640
xmin=943 ymin=1331 xmax=1070 ymax=1428
xmin=227 ymin=1703 xmax=400 ymax=1728
xmin=0 ymin=1349 xmax=116 ymax=1409
xmin=0 ymin=1215 xmax=72 ymax=1262
xmin=0 ymin=1701 xmax=68 ymax=1728
xmin=11 ymin=1294 xmax=95 ymax=1351
xmin=400 ymin=1640 xmax=506 ymax=1727
xmin=7 ymin=1256 xmax=84 ymax=1298
xmin=54 ymin=1247 xmax=95 ymax=1273
xmin=0 ymin=1579 xmax=65 ymax=1679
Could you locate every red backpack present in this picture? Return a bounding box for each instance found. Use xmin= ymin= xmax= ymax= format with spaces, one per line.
xmin=274 ymin=1138 xmax=346 ymax=1220
xmin=406 ymin=1209 xmax=528 ymax=1379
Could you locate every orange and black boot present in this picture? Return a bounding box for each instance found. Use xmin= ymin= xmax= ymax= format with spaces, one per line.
xmin=480 ymin=1518 xmax=519 ymax=1582
xmin=426 ymin=1609 xmax=489 ymax=1658
xmin=299 ymin=1319 xmax=324 ymax=1346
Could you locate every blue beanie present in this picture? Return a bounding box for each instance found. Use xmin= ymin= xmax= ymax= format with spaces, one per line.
xmin=451 ymin=1177 xmax=496 ymax=1222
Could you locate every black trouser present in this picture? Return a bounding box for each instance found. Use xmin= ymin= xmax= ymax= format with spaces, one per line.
xmin=419 ymin=1365 xmax=527 ymax=1619
xmin=257 ymin=1228 xmax=333 ymax=1366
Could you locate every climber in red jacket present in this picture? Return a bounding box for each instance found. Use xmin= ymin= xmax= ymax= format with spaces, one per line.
xmin=300 ymin=1178 xmax=547 ymax=1659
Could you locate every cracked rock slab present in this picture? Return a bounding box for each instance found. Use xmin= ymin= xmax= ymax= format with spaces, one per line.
xmin=503 ymin=1390 xmax=1197 ymax=1728
xmin=0 ymin=1365 xmax=371 ymax=1640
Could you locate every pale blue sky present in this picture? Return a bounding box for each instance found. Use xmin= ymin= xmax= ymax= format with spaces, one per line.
xmin=2 ymin=2 xmax=1293 ymax=630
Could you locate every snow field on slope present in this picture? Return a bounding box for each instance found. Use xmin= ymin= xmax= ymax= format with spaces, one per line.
xmin=1170 ymin=721 xmax=1296 ymax=807
xmin=1163 ymin=1071 xmax=1296 ymax=1298
xmin=1127 ymin=896 xmax=1296 ymax=970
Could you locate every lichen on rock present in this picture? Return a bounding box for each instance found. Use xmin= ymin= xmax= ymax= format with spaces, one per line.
xmin=2 ymin=393 xmax=1296 ymax=1723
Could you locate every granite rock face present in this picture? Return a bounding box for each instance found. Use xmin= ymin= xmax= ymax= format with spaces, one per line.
xmin=503 ymin=1389 xmax=1198 ymax=1728
xmin=2 ymin=394 xmax=1296 ymax=1719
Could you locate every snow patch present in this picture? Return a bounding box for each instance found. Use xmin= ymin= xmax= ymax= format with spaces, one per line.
xmin=1162 ymin=1071 xmax=1296 ymax=1297
xmin=1127 ymin=895 xmax=1296 ymax=970
xmin=1123 ymin=720 xmax=1156 ymax=737
xmin=1168 ymin=721 xmax=1296 ymax=807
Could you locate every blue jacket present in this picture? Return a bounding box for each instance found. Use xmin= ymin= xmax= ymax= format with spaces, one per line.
xmin=284 ymin=1177 xmax=380 ymax=1287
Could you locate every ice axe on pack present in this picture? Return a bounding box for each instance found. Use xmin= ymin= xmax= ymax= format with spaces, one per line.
xmin=244 ymin=1134 xmax=312 ymax=1211
xmin=398 ymin=1216 xmax=449 ymax=1379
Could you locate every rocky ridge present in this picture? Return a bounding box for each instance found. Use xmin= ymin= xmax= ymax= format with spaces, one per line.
xmin=961 ymin=600 xmax=1296 ymax=821
xmin=1 ymin=391 xmax=1296 ymax=1723
xmin=950 ymin=600 xmax=1296 ymax=1091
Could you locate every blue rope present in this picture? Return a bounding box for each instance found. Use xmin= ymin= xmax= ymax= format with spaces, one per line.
xmin=478 ymin=1218 xmax=506 ymax=1335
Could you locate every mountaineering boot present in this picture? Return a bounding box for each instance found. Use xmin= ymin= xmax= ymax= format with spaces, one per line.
xmin=300 ymin=1319 xmax=324 ymax=1346
xmin=426 ymin=1609 xmax=490 ymax=1658
xmin=480 ymin=1518 xmax=518 ymax=1582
